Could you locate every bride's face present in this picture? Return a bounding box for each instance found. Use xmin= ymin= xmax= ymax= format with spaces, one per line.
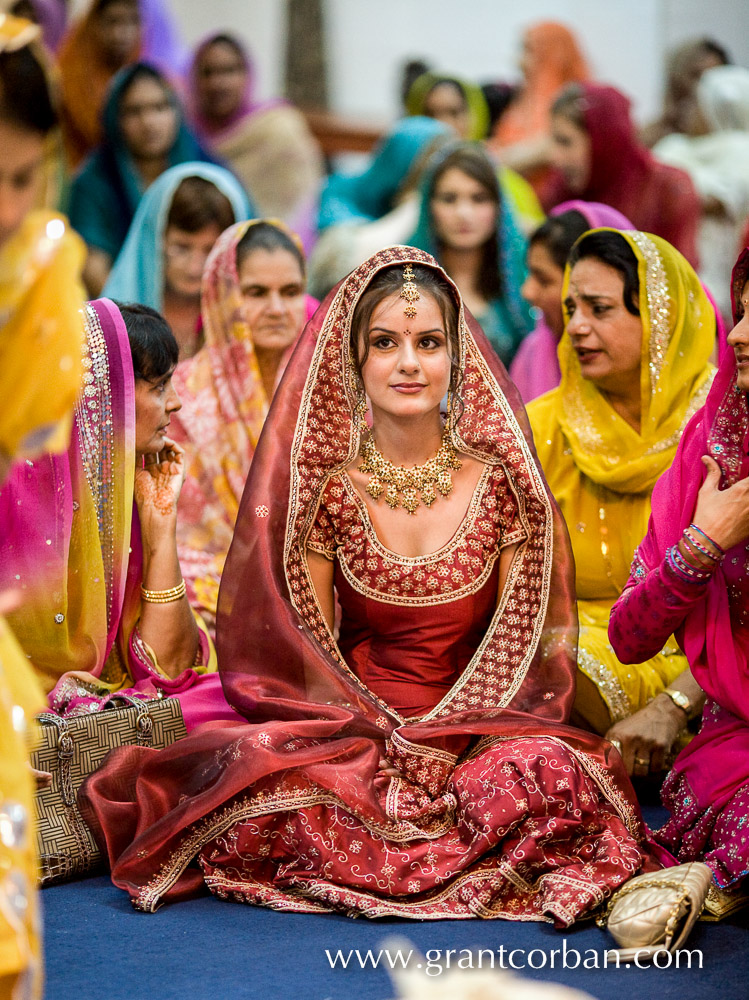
xmin=358 ymin=291 xmax=451 ymax=422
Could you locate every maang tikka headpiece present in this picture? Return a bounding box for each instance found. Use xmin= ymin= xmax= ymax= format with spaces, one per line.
xmin=400 ymin=264 xmax=420 ymax=318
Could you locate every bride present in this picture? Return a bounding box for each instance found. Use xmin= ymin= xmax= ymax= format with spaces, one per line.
xmin=81 ymin=246 xmax=663 ymax=921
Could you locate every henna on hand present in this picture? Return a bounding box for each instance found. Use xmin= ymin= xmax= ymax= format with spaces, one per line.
xmin=134 ymin=437 xmax=186 ymax=518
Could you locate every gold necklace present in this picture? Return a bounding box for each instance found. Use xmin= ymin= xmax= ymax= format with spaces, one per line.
xmin=359 ymin=429 xmax=462 ymax=515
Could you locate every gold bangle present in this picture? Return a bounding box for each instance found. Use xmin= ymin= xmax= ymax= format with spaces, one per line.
xmin=140 ymin=580 xmax=186 ymax=604
xmin=660 ymin=687 xmax=692 ymax=719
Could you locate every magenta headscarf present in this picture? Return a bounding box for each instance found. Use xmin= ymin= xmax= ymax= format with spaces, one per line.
xmin=552 ymin=200 xmax=632 ymax=231
xmin=509 ymin=200 xmax=633 ymax=404
xmin=626 ymin=249 xmax=749 ymax=822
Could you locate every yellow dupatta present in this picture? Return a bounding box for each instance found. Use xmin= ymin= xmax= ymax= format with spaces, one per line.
xmin=0 ymin=36 xmax=84 ymax=979
xmin=555 ymin=228 xmax=715 ymax=494
xmin=528 ymin=230 xmax=715 ymax=726
xmin=0 ymin=210 xmax=85 ymax=462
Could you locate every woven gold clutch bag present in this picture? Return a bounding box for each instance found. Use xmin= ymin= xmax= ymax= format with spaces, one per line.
xmin=599 ymin=861 xmax=713 ymax=962
xmin=30 ymin=695 xmax=186 ymax=885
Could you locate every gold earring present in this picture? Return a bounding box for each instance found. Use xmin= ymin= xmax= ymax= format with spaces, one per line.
xmin=355 ymin=385 xmax=368 ymax=435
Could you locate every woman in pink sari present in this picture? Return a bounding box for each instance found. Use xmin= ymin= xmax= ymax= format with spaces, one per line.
xmin=609 ymin=247 xmax=749 ymax=918
xmin=0 ymin=298 xmax=241 ymax=729
xmin=80 ymin=246 xmax=664 ymax=921
xmin=171 ymin=220 xmax=316 ymax=630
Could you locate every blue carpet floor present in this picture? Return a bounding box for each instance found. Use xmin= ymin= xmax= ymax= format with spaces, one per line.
xmin=41 ymin=806 xmax=749 ymax=1000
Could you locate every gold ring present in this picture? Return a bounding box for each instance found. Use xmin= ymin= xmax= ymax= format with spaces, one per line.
xmin=634 ymin=755 xmax=649 ymax=767
xmin=610 ymin=739 xmax=623 ymax=755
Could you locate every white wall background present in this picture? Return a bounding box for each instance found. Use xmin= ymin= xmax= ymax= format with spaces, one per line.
xmin=105 ymin=0 xmax=746 ymax=126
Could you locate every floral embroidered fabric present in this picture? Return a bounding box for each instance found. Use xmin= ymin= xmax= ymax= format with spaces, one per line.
xmin=307 ymin=465 xmax=526 ymax=718
xmin=79 ymin=247 xmax=659 ymax=923
xmin=308 ymin=465 xmax=525 ymax=602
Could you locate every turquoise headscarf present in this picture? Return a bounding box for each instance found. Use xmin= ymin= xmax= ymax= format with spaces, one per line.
xmin=408 ymin=141 xmax=534 ymax=366
xmin=103 ymin=162 xmax=252 ymax=310
xmin=317 ymin=116 xmax=451 ymax=231
xmin=69 ymin=63 xmax=220 ymax=261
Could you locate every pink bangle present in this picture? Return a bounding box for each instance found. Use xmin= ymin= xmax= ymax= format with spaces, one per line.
xmin=688 ymin=523 xmax=725 ymax=557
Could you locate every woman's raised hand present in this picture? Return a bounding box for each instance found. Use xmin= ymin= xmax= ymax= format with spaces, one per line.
xmin=134 ymin=437 xmax=186 ymax=530
xmin=691 ymin=455 xmax=749 ymax=553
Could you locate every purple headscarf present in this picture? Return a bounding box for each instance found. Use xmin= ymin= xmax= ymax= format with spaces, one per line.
xmin=27 ymin=0 xmax=67 ymax=52
xmin=139 ymin=0 xmax=188 ymax=79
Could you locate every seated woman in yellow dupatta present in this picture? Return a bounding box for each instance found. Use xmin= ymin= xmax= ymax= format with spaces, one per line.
xmin=0 ymin=15 xmax=86 ymax=998
xmin=171 ymin=220 xmax=312 ymax=630
xmin=528 ymin=228 xmax=715 ymax=767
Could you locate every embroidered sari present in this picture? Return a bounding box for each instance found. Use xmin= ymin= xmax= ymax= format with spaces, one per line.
xmin=80 ymin=246 xmax=662 ymax=920
xmin=509 ymin=201 xmax=635 ymax=405
xmin=528 ymin=230 xmax=715 ymax=731
xmin=609 ymin=248 xmax=749 ymax=916
xmin=170 ymin=219 xmax=314 ymax=630
xmin=409 ymin=143 xmax=534 ymax=366
xmin=0 ymin=299 xmax=236 ymax=731
xmin=0 ymin=206 xmax=85 ymax=999
xmin=541 ymin=83 xmax=701 ymax=268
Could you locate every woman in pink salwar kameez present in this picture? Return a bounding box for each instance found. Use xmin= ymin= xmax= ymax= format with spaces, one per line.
xmin=609 ymin=246 xmax=749 ymax=919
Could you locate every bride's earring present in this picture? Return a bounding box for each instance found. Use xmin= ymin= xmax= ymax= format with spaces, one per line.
xmin=446 ymin=385 xmax=456 ymax=436
xmin=355 ymin=384 xmax=369 ymax=436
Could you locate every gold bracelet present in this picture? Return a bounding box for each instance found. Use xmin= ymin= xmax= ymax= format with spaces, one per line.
xmin=140 ymin=580 xmax=186 ymax=604
xmin=660 ymin=687 xmax=692 ymax=719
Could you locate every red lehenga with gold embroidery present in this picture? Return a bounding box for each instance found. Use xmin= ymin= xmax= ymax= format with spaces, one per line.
xmin=80 ymin=247 xmax=663 ymax=922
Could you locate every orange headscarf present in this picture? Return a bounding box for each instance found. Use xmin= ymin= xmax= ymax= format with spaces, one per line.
xmin=493 ymin=21 xmax=589 ymax=147
xmin=57 ymin=0 xmax=141 ymax=167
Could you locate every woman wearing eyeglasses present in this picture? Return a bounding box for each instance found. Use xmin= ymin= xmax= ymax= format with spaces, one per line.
xmin=103 ymin=161 xmax=252 ymax=359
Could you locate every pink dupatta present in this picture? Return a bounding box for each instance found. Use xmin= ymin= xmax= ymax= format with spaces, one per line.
xmin=612 ymin=249 xmax=749 ymax=889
